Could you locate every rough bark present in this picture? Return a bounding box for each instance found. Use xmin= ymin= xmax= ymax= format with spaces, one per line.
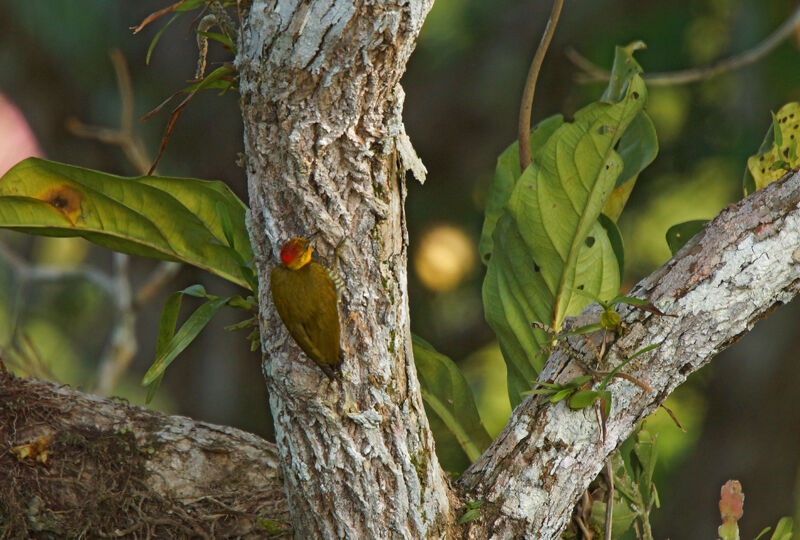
xmin=236 ymin=1 xmax=453 ymax=538
xmin=0 ymin=365 xmax=289 ymax=538
xmin=458 ymin=171 xmax=800 ymax=539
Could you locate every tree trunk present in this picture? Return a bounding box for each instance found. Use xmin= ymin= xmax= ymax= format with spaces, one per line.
xmin=235 ymin=0 xmax=454 ymax=537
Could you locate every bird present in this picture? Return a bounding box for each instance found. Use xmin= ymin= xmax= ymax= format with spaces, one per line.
xmin=269 ymin=237 xmax=343 ymax=378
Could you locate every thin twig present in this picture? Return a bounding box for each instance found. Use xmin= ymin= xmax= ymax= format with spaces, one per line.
xmin=65 ymin=51 xmax=182 ymax=396
xmin=518 ymin=0 xmax=565 ymax=170
xmin=567 ymin=3 xmax=800 ymax=86
xmin=95 ymin=253 xmax=137 ymax=397
xmin=134 ymin=262 xmax=183 ymax=309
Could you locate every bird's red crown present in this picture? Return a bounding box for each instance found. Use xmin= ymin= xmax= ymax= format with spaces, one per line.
xmin=280 ymin=238 xmax=311 ymax=268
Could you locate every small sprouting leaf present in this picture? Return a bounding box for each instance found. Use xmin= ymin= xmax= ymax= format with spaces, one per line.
xmin=458 ymin=508 xmax=482 ymax=525
xmin=521 ymin=388 xmax=557 ymax=396
xmin=550 ymin=388 xmax=573 ymax=403
xmin=666 ymin=219 xmax=708 ymax=255
xmin=600 ymin=309 xmax=621 ymax=332
xmin=753 ymin=526 xmax=772 ymax=540
xmin=196 ymin=30 xmax=235 ymax=52
xmin=567 ymin=375 xmax=593 ymax=387
xmin=142 ymin=294 xmax=229 ymax=386
xmin=146 ymin=13 xmax=181 ymax=65
xmin=627 ymin=343 xmax=661 ymax=361
xmin=609 ymin=295 xmax=675 ymax=317
xmin=413 ymin=335 xmax=493 ymax=473
xmin=568 ymin=389 xmax=600 ymax=410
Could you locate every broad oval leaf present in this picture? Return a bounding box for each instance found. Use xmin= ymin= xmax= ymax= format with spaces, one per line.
xmin=479 ymin=114 xmax=564 ymax=264
xmin=0 ymin=158 xmax=254 ymax=290
xmin=482 ymin=46 xmax=649 ymax=407
xmin=413 ymin=335 xmax=493 ymax=474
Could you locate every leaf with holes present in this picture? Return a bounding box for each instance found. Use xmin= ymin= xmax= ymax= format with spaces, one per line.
xmin=0 ymin=158 xmax=254 ymax=290
xmin=483 ymin=46 xmax=648 ymax=406
xmin=746 ymin=102 xmax=800 ymax=194
xmin=480 ymin=114 xmax=564 ymax=264
xmin=413 ymin=335 xmax=493 ymax=474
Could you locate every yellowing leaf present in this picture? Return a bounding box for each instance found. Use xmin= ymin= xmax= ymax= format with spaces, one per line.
xmin=746 ymin=102 xmax=800 ymax=192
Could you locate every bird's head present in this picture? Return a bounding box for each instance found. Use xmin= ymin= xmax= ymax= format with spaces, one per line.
xmin=280 ymin=237 xmax=313 ymax=270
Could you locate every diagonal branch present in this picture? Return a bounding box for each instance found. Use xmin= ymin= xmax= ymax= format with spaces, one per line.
xmin=458 ymin=171 xmax=800 ymax=538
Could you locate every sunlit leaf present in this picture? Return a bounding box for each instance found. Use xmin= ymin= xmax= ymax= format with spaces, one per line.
xmin=413 ymin=335 xmax=493 ymax=473
xmin=479 ymin=114 xmax=564 ymax=264
xmin=746 ymin=102 xmax=800 ymax=194
xmin=483 ymin=46 xmax=648 ymax=406
xmin=0 ymin=158 xmax=254 ymax=290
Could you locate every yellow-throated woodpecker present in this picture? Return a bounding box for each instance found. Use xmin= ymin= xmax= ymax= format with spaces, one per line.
xmin=270 ymin=238 xmax=343 ymax=378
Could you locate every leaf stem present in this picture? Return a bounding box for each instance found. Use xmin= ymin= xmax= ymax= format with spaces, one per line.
xmin=517 ymin=0 xmax=565 ymax=171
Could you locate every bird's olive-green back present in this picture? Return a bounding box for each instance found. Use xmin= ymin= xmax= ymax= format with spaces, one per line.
xmin=270 ymin=261 xmax=342 ymax=369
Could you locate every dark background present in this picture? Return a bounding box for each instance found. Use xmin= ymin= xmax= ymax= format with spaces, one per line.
xmin=1 ymin=1 xmax=798 ymax=537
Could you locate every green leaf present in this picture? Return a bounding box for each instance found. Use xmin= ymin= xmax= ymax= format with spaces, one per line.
xmin=772 ymin=111 xmax=784 ymax=147
xmin=176 ymin=0 xmax=209 ymax=11
xmin=506 ymin=68 xmax=643 ymax=330
xmin=479 ymin=114 xmax=564 ymax=264
xmin=665 ymin=219 xmax=708 ymax=255
xmin=182 ymin=65 xmax=237 ymax=93
xmin=770 ymin=517 xmax=793 ymax=540
xmin=550 ymin=388 xmax=573 ymax=403
xmin=590 ymin=494 xmax=638 ymax=539
xmin=146 ymin=13 xmax=181 ymax=65
xmin=0 ymin=158 xmax=255 ymax=290
xmin=457 ymin=509 xmax=481 ymax=525
xmin=632 ymin=429 xmax=658 ymax=507
xmin=146 ymin=287 xmax=189 ymax=403
xmin=142 ymin=294 xmax=229 ymax=386
xmin=568 ymin=389 xmax=600 ymax=409
xmin=603 ymin=111 xmax=658 ymax=222
xmin=481 ymin=45 xmax=652 ymax=407
xmin=600 ymin=41 xmax=647 ymax=103
xmin=746 ymin=103 xmax=800 ymax=193
xmin=412 ymin=335 xmax=493 ymax=473
xmin=598 ymin=213 xmax=625 ymax=279
xmin=196 ymin=30 xmax=236 ymax=53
